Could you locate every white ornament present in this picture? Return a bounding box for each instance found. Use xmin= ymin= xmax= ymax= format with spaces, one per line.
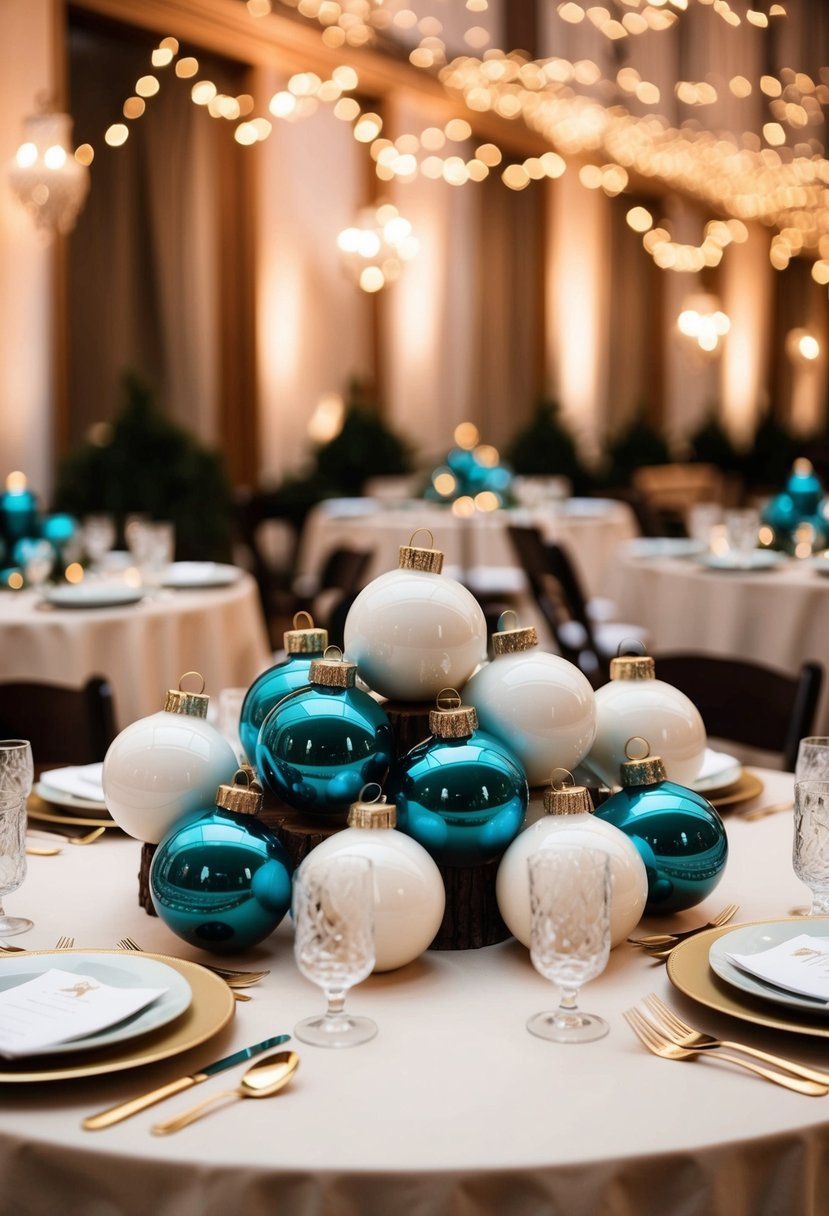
xmin=496 ymin=780 xmax=648 ymax=949
xmin=343 ymin=534 xmax=487 ymax=702
xmin=463 ymin=623 xmax=596 ymax=787
xmin=587 ymin=654 xmax=706 ymax=788
xmin=103 ymin=676 xmax=238 ymax=844
xmin=300 ymin=796 xmax=445 ymax=971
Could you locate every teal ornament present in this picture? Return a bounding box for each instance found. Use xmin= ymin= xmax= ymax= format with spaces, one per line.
xmin=594 ymin=742 xmax=727 ymax=913
xmin=386 ymin=695 xmax=528 ymax=867
xmin=150 ymin=770 xmax=293 ymax=953
xmin=0 ymin=475 xmax=39 ymax=546
xmin=256 ymin=651 xmax=393 ymax=818
xmin=761 ymin=459 xmax=828 ymax=551
xmin=239 ymin=614 xmax=328 ymax=765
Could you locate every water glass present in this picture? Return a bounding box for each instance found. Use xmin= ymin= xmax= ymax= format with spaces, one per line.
xmin=82 ymin=513 xmax=116 ymax=570
xmin=688 ymin=502 xmax=722 ymax=549
xmin=292 ymin=855 xmax=377 ymax=1048
xmin=793 ymin=780 xmax=829 ymax=915
xmin=0 ymin=740 xmax=34 ymax=936
xmin=527 ymin=846 xmax=611 ymax=1043
xmin=724 ymin=508 xmax=760 ymax=567
xmin=126 ymin=520 xmax=175 ymax=590
xmin=795 ymin=738 xmax=829 ymax=783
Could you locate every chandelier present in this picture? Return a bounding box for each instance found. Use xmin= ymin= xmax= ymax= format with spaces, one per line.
xmin=336 ymin=202 xmax=419 ymax=292
xmin=9 ymin=109 xmax=90 ymax=236
xmin=676 ymin=292 xmax=731 ymax=356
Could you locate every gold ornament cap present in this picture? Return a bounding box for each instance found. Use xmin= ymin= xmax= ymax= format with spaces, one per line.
xmin=309 ymin=646 xmax=356 ymax=688
xmin=429 ymin=688 xmax=477 ymax=738
xmin=543 ymin=769 xmax=594 ymax=816
xmin=610 ymin=654 xmax=655 ymax=681
xmin=215 ymin=766 xmax=263 ymax=817
xmin=492 ymin=611 xmax=538 ymax=656
xmin=619 ymin=736 xmax=667 ymax=787
xmin=398 ymin=528 xmax=444 ymax=574
xmin=284 ymin=611 xmax=328 ymax=655
xmin=348 ymin=784 xmax=396 ymax=829
xmin=163 ymin=672 xmax=209 ymax=719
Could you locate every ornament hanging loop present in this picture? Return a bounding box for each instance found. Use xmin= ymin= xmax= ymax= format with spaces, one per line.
xmin=323 ymin=645 xmax=344 ymax=663
xmin=550 ymin=767 xmax=575 ymax=790
xmin=498 ymin=609 xmax=519 ymax=633
xmin=358 ymin=782 xmax=385 ymax=804
xmin=179 ymin=671 xmax=206 ymax=695
xmin=625 ymin=735 xmax=651 ymax=761
xmin=617 ymin=638 xmax=647 ymax=658
xmin=233 ymin=764 xmax=263 ymax=794
xmin=408 ymin=528 xmax=435 ymax=550
xmin=435 ymin=687 xmax=462 ymax=712
xmin=293 ymin=610 xmax=315 ymax=630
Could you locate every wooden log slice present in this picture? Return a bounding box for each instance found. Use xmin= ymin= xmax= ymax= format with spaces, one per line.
xmin=431 ymin=857 xmax=511 ymax=950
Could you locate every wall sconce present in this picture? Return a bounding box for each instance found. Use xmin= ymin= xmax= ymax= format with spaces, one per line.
xmin=337 ymin=202 xmax=419 ymax=293
xmin=676 ymin=292 xmax=730 ymax=356
xmin=8 ymin=108 xmax=90 ymax=237
xmin=785 ymin=328 xmax=822 ymax=367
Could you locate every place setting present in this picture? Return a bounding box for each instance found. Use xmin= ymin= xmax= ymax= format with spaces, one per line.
xmin=28 ymin=762 xmax=119 ymax=832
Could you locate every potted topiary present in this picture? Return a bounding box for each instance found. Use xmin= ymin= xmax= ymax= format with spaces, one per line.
xmin=505 ymin=398 xmax=591 ymax=493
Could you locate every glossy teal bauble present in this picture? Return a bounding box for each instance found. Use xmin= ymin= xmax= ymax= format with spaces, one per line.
xmin=239 ymin=615 xmax=328 ymax=764
xmin=256 ymin=652 xmax=393 ymax=818
xmin=150 ymin=771 xmax=293 ymax=953
xmin=387 ymin=697 xmax=528 ymax=867
xmin=594 ymin=744 xmax=727 ymax=913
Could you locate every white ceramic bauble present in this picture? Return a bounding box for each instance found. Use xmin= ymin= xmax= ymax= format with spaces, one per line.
xmin=463 ymin=625 xmax=596 ymax=787
xmin=300 ymin=801 xmax=446 ymax=971
xmin=587 ymin=654 xmax=706 ymax=788
xmin=343 ymin=540 xmax=487 ymax=701
xmin=495 ymin=785 xmax=648 ymax=949
xmin=103 ymin=689 xmax=239 ymax=844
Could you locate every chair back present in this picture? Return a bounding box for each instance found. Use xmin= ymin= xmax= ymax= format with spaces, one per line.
xmin=652 ymin=654 xmax=823 ymax=771
xmin=0 ymin=676 xmax=117 ymax=769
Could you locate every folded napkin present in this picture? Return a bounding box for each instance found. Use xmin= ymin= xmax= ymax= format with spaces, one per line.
xmin=38 ymin=763 xmax=105 ymax=803
xmin=727 ymin=933 xmax=829 ymax=1003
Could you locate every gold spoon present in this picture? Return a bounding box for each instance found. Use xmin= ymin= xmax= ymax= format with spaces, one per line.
xmin=151 ymin=1050 xmax=299 ymax=1135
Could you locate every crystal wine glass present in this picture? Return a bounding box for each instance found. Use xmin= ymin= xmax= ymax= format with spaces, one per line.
xmin=795 ymin=738 xmax=829 ymax=784
xmin=82 ymin=513 xmax=116 ymax=572
xmin=292 ymin=854 xmax=377 ymax=1048
xmin=793 ymin=779 xmax=829 ymax=915
xmin=0 ymin=740 xmax=34 ymax=935
xmin=527 ymin=846 xmax=611 ymax=1043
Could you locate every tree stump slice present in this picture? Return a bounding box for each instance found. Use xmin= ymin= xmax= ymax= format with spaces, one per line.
xmin=431 ymin=857 xmax=510 ymax=949
xmin=383 ymin=701 xmax=432 ymax=758
xmin=260 ymin=799 xmax=345 ymax=869
xmin=138 ymin=842 xmax=157 ymax=915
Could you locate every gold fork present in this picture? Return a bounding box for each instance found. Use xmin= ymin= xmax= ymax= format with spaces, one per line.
xmin=0 ymin=936 xmax=74 ymax=952
xmin=624 ymin=1007 xmax=829 ymax=1095
xmin=643 ymin=993 xmax=829 ymax=1086
xmin=117 ymin=938 xmax=269 ymax=988
xmin=628 ymin=903 xmax=739 ymax=948
xmin=31 ymin=826 xmax=106 ymax=846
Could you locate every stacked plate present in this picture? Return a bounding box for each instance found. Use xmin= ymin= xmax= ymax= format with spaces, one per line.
xmin=31 ymin=763 xmax=117 ymax=829
xmin=690 ymin=748 xmax=763 ymax=810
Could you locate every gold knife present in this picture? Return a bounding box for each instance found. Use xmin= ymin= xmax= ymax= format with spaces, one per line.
xmin=81 ymin=1033 xmax=290 ymax=1130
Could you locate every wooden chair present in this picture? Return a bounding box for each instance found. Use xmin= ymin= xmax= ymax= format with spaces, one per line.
xmin=0 ymin=676 xmax=117 ymax=770
xmin=296 ymin=546 xmax=374 ymax=650
xmin=651 ymin=654 xmax=823 ymax=772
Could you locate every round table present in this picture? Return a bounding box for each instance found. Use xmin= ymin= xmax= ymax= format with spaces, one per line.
xmin=2 ymin=768 xmax=828 ymax=1215
xmin=607 ymin=547 xmax=829 ymax=734
xmin=0 ymin=571 xmax=272 ymax=729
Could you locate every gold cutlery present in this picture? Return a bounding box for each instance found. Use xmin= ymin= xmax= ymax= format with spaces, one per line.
xmin=116 ymin=938 xmax=270 ymax=987
xmin=628 ymin=903 xmax=739 ymax=948
xmin=643 ymin=993 xmax=829 ymax=1085
xmin=624 ymin=1007 xmax=829 ymax=1095
xmin=739 ymin=800 xmax=794 ymax=822
xmin=26 ymin=844 xmax=62 ymax=856
xmin=82 ymin=1033 xmax=291 ymax=1129
xmin=0 ymin=936 xmax=74 ymax=952
xmin=30 ymin=825 xmax=106 ymax=846
xmin=151 ymin=1050 xmax=299 ymax=1135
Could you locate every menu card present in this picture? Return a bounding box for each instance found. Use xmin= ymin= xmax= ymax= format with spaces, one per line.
xmin=0 ymin=969 xmax=167 ymax=1058
xmin=726 ymin=934 xmax=829 ymax=1003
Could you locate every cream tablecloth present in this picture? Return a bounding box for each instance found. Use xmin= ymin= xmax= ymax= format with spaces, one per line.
xmin=0 ymin=572 xmax=271 ymax=729
xmin=2 ymin=769 xmax=828 ymax=1215
xmin=608 ymin=549 xmax=829 ymax=734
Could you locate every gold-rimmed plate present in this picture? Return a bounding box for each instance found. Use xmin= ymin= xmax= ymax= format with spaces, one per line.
xmin=667 ymin=918 xmax=829 ymax=1039
xmin=27 ymin=797 xmax=118 ymax=830
xmin=0 ymin=950 xmax=235 ymax=1082
xmin=708 ymin=769 xmax=764 ymax=810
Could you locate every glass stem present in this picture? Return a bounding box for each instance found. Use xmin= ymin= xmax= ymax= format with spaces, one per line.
xmin=325 ymin=990 xmax=347 ymax=1021
xmin=558 ymin=987 xmax=579 ymax=1012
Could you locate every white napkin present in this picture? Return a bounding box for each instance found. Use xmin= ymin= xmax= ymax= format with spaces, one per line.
xmin=726 ymin=933 xmax=829 ymax=1004
xmin=38 ymin=763 xmax=105 ymax=803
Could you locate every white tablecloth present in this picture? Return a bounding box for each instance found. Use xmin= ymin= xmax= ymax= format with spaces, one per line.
xmin=297 ymin=498 xmax=637 ymax=601
xmin=608 ymin=550 xmax=829 ymax=734
xmin=3 ymin=769 xmax=828 ymax=1215
xmin=0 ymin=573 xmax=272 ymax=729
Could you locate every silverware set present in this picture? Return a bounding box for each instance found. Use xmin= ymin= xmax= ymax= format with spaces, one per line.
xmin=625 ymin=992 xmax=829 ymax=1095
xmin=116 ymin=937 xmax=269 ymax=999
xmin=627 ymin=903 xmax=740 ymax=959
xmin=25 ymin=825 xmax=107 ymax=854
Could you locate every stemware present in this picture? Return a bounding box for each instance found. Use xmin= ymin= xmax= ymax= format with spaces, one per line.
xmin=292 ymin=855 xmax=377 ymax=1048
xmin=795 ymin=738 xmax=829 ymax=783
xmin=724 ymin=507 xmax=760 ymax=568
xmin=793 ymin=779 xmax=829 ymax=915
xmin=0 ymin=740 xmax=34 ymax=935
xmin=82 ymin=513 xmax=116 ymax=571
xmin=527 ymin=845 xmax=611 ymax=1043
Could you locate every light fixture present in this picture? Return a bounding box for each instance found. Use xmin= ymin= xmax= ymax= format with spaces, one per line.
xmin=676 ymin=292 xmax=731 ymax=356
xmin=336 ymin=202 xmax=419 ymax=293
xmin=785 ymin=328 xmax=822 ymax=366
xmin=9 ymin=108 xmax=90 ymax=236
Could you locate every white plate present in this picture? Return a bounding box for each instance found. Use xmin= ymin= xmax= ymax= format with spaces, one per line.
xmin=43 ymin=583 xmax=145 ymax=609
xmin=162 ymin=562 xmax=241 ymax=589
xmin=698 ymin=550 xmax=787 ymax=572
xmin=709 ymin=921 xmax=829 ymax=1015
xmin=810 ymin=556 xmax=829 ymax=578
xmin=625 ymin=537 xmax=706 ymax=559
xmin=0 ymin=952 xmax=192 ymax=1057
xmin=691 ymin=748 xmax=742 ymax=793
xmin=33 ymin=782 xmax=110 ymax=815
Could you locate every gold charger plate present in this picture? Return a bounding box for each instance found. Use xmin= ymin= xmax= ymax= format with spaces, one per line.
xmin=0 ymin=950 xmax=235 ymax=1082
xmin=708 ymin=769 xmax=764 ymax=810
xmin=667 ymin=918 xmax=829 ymax=1038
xmin=27 ymin=797 xmax=118 ymax=830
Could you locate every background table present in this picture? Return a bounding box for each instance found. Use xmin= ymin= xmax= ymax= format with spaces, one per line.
xmin=3 ymin=768 xmax=829 ymax=1215
xmin=608 ymin=549 xmax=829 ymax=735
xmin=0 ymin=572 xmax=272 ymax=729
